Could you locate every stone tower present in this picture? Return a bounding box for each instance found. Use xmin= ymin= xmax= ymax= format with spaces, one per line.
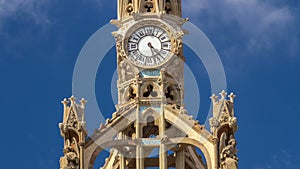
xmin=59 ymin=0 xmax=239 ymax=169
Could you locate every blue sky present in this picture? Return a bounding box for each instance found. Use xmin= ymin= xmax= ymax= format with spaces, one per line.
xmin=0 ymin=0 xmax=299 ymax=169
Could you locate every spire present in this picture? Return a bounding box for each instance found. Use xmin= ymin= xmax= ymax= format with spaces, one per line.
xmin=118 ymin=0 xmax=182 ymax=19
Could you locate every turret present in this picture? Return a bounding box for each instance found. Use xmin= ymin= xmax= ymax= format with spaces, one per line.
xmin=59 ymin=96 xmax=87 ymax=169
xmin=118 ymin=0 xmax=182 ymax=19
xmin=210 ymin=91 xmax=239 ymax=169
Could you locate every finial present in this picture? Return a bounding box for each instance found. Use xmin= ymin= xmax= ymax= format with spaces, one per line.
xmin=228 ymin=93 xmax=236 ymax=103
xmin=210 ymin=94 xmax=219 ymax=103
xmin=69 ymin=95 xmax=76 ymax=105
xmin=110 ymin=19 xmax=122 ymax=28
xmin=105 ymin=118 xmax=111 ymax=125
xmin=219 ymin=90 xmax=227 ymax=101
xmin=61 ymin=98 xmax=69 ymax=106
xmin=175 ymin=31 xmax=185 ymax=38
xmin=80 ymin=98 xmax=87 ymax=108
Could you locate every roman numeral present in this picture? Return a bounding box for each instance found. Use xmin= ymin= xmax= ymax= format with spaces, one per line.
xmin=137 ymin=55 xmax=146 ymax=64
xmin=145 ymin=27 xmax=154 ymax=35
xmin=160 ymin=49 xmax=169 ymax=58
xmin=155 ymin=57 xmax=161 ymax=64
xmin=162 ymin=43 xmax=169 ymax=48
xmin=128 ymin=43 xmax=137 ymax=51
xmin=154 ymin=28 xmax=163 ymax=37
xmin=160 ymin=35 xmax=167 ymax=41
xmin=129 ymin=34 xmax=140 ymax=43
xmin=162 ymin=42 xmax=171 ymax=50
xmin=130 ymin=50 xmax=139 ymax=59
xmin=136 ymin=28 xmax=146 ymax=38
xmin=145 ymin=57 xmax=154 ymax=66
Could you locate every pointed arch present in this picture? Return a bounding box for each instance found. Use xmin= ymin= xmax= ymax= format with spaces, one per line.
xmin=140 ymin=82 xmax=161 ymax=98
xmin=163 ymin=106 xmax=217 ymax=169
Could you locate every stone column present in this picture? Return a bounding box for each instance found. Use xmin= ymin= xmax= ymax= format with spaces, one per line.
xmin=159 ymin=144 xmax=167 ymax=169
xmin=79 ymin=142 xmax=84 ymax=169
xmin=176 ymin=150 xmax=185 ymax=169
xmin=159 ymin=100 xmax=167 ymax=169
xmin=136 ymin=145 xmax=144 ymax=169
xmin=213 ymin=138 xmax=219 ymax=169
xmin=119 ymin=132 xmax=126 ymax=169
xmin=135 ymin=94 xmax=144 ymax=169
xmin=158 ymin=0 xmax=164 ymax=12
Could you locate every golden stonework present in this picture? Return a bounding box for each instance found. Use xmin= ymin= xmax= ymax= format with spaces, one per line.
xmin=58 ymin=1 xmax=238 ymax=169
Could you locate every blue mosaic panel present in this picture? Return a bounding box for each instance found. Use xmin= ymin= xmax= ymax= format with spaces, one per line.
xmin=140 ymin=70 xmax=160 ymax=77
xmin=142 ymin=139 xmax=161 ymax=145
xmin=140 ymin=106 xmax=161 ymax=113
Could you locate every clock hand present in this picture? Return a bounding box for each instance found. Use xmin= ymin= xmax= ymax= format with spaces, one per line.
xmin=153 ymin=48 xmax=160 ymax=55
xmin=148 ymin=42 xmax=159 ymax=55
xmin=148 ymin=42 xmax=153 ymax=48
xmin=148 ymin=42 xmax=155 ymax=56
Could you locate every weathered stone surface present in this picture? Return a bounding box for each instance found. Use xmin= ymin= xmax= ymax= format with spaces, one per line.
xmin=58 ymin=1 xmax=239 ymax=169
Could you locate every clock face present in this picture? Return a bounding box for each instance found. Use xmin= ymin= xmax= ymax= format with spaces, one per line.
xmin=126 ymin=25 xmax=173 ymax=68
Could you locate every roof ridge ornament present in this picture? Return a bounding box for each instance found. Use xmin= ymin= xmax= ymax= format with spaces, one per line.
xmin=219 ymin=90 xmax=227 ymax=101
xmin=228 ymin=93 xmax=236 ymax=103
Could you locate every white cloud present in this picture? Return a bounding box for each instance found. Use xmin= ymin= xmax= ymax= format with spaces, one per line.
xmin=253 ymin=150 xmax=294 ymax=169
xmin=0 ymin=0 xmax=50 ymax=27
xmin=182 ymin=0 xmax=295 ymax=51
xmin=183 ymin=0 xmax=293 ymax=33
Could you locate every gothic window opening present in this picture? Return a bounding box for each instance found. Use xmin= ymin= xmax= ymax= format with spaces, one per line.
xmin=125 ymin=0 xmax=134 ymax=15
xmin=126 ymin=5 xmax=133 ymax=14
xmin=165 ymin=6 xmax=171 ymax=14
xmin=165 ymin=85 xmax=180 ymax=102
xmin=126 ymin=86 xmax=136 ymax=101
xmin=189 ymin=146 xmax=207 ymax=168
xmin=143 ymin=84 xmax=158 ymax=97
xmin=165 ymin=87 xmax=174 ymax=100
xmin=124 ymin=123 xmax=136 ymax=139
xmin=93 ymin=150 xmax=111 ymax=169
xmin=165 ymin=0 xmax=171 ymax=14
xmin=143 ymin=116 xmax=159 ymax=138
xmin=144 ymin=2 xmax=154 ymax=12
xmin=165 ymin=120 xmax=172 ymax=129
xmin=143 ymin=0 xmax=154 ymax=12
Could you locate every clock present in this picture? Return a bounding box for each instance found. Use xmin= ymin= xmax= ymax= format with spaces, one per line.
xmin=125 ymin=25 xmax=173 ymax=68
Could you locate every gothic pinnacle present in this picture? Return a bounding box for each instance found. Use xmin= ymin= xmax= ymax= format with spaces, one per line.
xmin=61 ymin=98 xmax=69 ymax=106
xmin=69 ymin=95 xmax=76 ymax=105
xmin=210 ymin=94 xmax=219 ymax=103
xmin=220 ymin=90 xmax=227 ymax=101
xmin=228 ymin=93 xmax=236 ymax=103
xmin=80 ymin=98 xmax=87 ymax=108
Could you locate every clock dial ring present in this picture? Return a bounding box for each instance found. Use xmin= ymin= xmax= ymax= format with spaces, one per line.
xmin=125 ymin=24 xmax=174 ymax=68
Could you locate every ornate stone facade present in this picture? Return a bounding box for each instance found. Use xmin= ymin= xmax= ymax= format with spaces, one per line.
xmin=59 ymin=1 xmax=239 ymax=169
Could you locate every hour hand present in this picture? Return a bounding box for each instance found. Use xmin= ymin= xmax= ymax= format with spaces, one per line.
xmin=148 ymin=43 xmax=155 ymax=56
xmin=150 ymin=48 xmax=156 ymax=56
xmin=148 ymin=42 xmax=153 ymax=49
xmin=148 ymin=42 xmax=159 ymax=55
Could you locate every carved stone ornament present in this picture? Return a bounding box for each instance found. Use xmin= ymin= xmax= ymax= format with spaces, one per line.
xmin=209 ymin=117 xmax=220 ymax=132
xmin=228 ymin=117 xmax=237 ymax=129
xmin=166 ymin=58 xmax=183 ymax=83
xmin=119 ymin=60 xmax=134 ymax=83
xmin=220 ymin=139 xmax=238 ymax=169
xmin=116 ymin=41 xmax=126 ymax=59
xmin=60 ymin=138 xmax=80 ymax=169
xmin=173 ymin=38 xmax=183 ymax=56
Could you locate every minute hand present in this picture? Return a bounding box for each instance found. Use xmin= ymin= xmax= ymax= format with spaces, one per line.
xmin=148 ymin=42 xmax=155 ymax=56
xmin=148 ymin=42 xmax=158 ymax=56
